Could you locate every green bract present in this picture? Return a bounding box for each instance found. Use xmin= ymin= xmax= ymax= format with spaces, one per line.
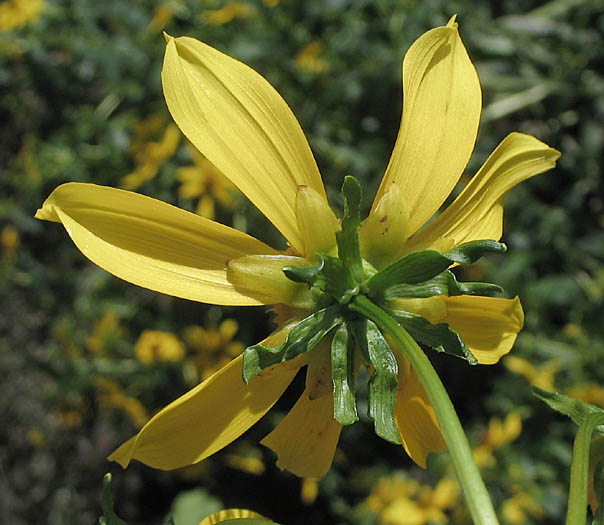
xmin=243 ymin=176 xmax=508 ymax=432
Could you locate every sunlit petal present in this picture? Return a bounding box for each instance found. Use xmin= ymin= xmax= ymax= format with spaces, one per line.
xmin=200 ymin=509 xmax=269 ymax=525
xmin=373 ymin=16 xmax=481 ymax=236
xmin=406 ymin=132 xmax=561 ymax=253
xmin=163 ymin=35 xmax=326 ymax=253
xmin=261 ymin=344 xmax=342 ymax=478
xmin=109 ymin=326 xmax=306 ymax=470
xmin=295 ymin=185 xmax=340 ymax=259
xmin=439 ymin=295 xmax=524 ymax=365
xmin=394 ymin=366 xmax=446 ymax=468
xmin=35 ymin=183 xmax=277 ymax=306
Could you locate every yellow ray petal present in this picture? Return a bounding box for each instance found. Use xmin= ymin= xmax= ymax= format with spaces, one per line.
xmin=109 ymin=325 xmax=307 ymax=470
xmin=261 ymin=345 xmax=342 ymax=478
xmin=35 ymin=183 xmax=278 ymax=306
xmin=405 ymin=132 xmax=561 ymax=253
xmin=162 ymin=35 xmax=326 ymax=253
xmin=439 ymin=295 xmax=524 ymax=365
xmin=395 ymin=366 xmax=447 ymax=468
xmin=359 ymin=183 xmax=410 ymax=270
xmin=373 ymin=17 xmax=481 ymax=236
xmin=199 ymin=509 xmax=268 ymax=525
xmin=295 ymin=185 xmax=340 ymax=259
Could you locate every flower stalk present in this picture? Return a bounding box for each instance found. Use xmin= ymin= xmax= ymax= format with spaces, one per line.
xmin=350 ymin=295 xmax=499 ymax=525
xmin=566 ymin=413 xmax=604 ymax=525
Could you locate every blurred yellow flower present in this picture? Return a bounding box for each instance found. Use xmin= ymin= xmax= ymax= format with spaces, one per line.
xmin=0 ymin=0 xmax=44 ymax=31
xmin=473 ymin=412 xmax=522 ymax=468
xmin=177 ymin=143 xmax=238 ymax=219
xmin=224 ymin=442 xmax=265 ymax=475
xmin=501 ymin=490 xmax=544 ymax=524
xmin=203 ymin=2 xmax=252 ymax=25
xmin=504 ymin=355 xmax=558 ymax=391
xmin=367 ymin=475 xmax=459 ymax=525
xmin=94 ymin=377 xmax=149 ymax=429
xmin=1 ymin=225 xmax=19 ymax=259
xmin=295 ymin=41 xmax=329 ymax=74
xmin=57 ymin=408 xmax=83 ymax=428
xmin=147 ymin=0 xmax=185 ymax=33
xmin=301 ymin=477 xmax=319 ymax=504
xmin=86 ymin=311 xmax=125 ymax=355
xmin=183 ymin=319 xmax=244 ymax=381
xmin=121 ymin=114 xmax=181 ymax=189
xmin=262 ymin=0 xmax=280 ymax=6
xmin=135 ymin=330 xmax=186 ymax=364
xmin=567 ymin=382 xmax=604 ymax=408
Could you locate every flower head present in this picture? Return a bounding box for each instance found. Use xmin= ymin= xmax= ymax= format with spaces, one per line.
xmin=35 ymin=18 xmax=559 ymax=477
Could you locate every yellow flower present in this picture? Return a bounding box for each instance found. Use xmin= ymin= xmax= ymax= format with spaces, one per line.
xmin=504 ymin=355 xmax=559 ymax=391
xmin=94 ymin=377 xmax=149 ymax=429
xmin=177 ymin=142 xmax=238 ymax=219
xmin=0 ymin=0 xmax=44 ymax=31
xmin=473 ymin=412 xmax=522 ymax=468
xmin=367 ymin=475 xmax=459 ymax=525
xmin=183 ymin=318 xmax=244 ymax=380
xmin=295 ymin=40 xmax=329 ymax=74
xmin=1 ymin=224 xmax=19 ymax=259
xmin=86 ymin=311 xmax=125 ymax=355
xmin=134 ymin=330 xmax=186 ymax=364
xmin=501 ymin=490 xmax=544 ymax=524
xmin=120 ymin=115 xmax=181 ymax=190
xmin=36 ymin=18 xmax=559 ymax=476
xmin=203 ymin=2 xmax=252 ymax=25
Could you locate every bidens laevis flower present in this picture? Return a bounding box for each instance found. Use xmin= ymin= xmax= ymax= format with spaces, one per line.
xmin=35 ymin=17 xmax=559 ymax=477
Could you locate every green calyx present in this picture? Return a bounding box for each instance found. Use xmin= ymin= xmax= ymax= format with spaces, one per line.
xmin=243 ymin=176 xmax=507 ymax=442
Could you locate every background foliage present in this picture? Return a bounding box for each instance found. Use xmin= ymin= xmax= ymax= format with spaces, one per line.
xmin=1 ymin=0 xmax=603 ymax=523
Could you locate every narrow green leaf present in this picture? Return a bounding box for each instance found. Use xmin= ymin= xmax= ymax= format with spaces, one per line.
xmin=384 ymin=270 xmax=503 ymax=300
xmin=242 ymin=306 xmax=342 ymax=383
xmin=389 ymin=310 xmax=478 ymax=365
xmin=283 ymin=258 xmax=324 ymax=285
xmin=336 ymin=176 xmax=364 ymax=284
xmin=350 ymin=319 xmax=401 ymax=444
xmin=533 ymin=387 xmax=604 ymax=436
xmin=330 ymin=323 xmax=358 ymax=425
xmin=99 ymin=473 xmax=127 ymax=525
xmin=363 ymin=239 xmax=506 ymax=297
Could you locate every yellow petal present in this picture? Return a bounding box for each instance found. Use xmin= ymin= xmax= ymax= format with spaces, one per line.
xmin=227 ymin=254 xmax=314 ymax=308
xmin=359 ymin=183 xmax=410 ymax=269
xmin=373 ymin=17 xmax=481 ymax=236
xmin=35 ymin=183 xmax=277 ymax=306
xmin=440 ymin=295 xmax=524 ymax=364
xmin=395 ymin=366 xmax=447 ymax=468
xmin=295 ymin=185 xmax=339 ymax=259
xmin=109 ymin=330 xmax=308 ymax=471
xmin=162 ymin=35 xmax=326 ymax=253
xmin=199 ymin=509 xmax=268 ymax=525
xmin=261 ymin=345 xmax=342 ymax=478
xmin=406 ymin=132 xmax=561 ymax=253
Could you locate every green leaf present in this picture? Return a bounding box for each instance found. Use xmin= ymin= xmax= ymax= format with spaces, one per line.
xmin=336 ymin=176 xmax=364 ymax=284
xmin=350 ymin=319 xmax=401 ymax=444
xmin=330 ymin=323 xmax=358 ymax=425
xmin=533 ymin=387 xmax=604 ymax=436
xmin=99 ymin=473 xmax=127 ymax=525
xmin=389 ymin=310 xmax=478 ymax=365
xmin=383 ymin=270 xmax=503 ymax=300
xmin=242 ymin=306 xmax=342 ymax=383
xmin=363 ymin=240 xmax=506 ymax=297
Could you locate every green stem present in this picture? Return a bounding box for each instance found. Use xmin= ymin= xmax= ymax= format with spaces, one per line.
xmin=566 ymin=413 xmax=604 ymax=525
xmin=350 ymin=295 xmax=499 ymax=525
